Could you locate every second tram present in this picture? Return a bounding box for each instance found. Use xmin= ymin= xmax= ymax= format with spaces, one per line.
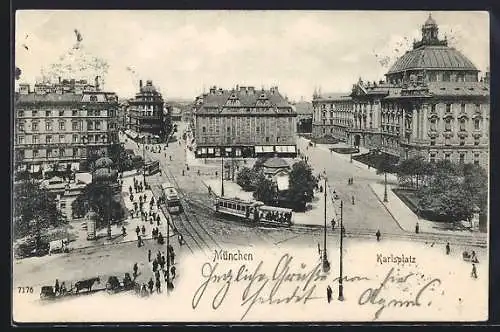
xmin=214 ymin=197 xmax=292 ymax=226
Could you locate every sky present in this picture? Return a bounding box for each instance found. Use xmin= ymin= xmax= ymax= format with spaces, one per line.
xmin=15 ymin=10 xmax=489 ymax=102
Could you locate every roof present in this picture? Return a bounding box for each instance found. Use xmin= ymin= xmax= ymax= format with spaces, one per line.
xmin=293 ymin=101 xmax=313 ymax=114
xmin=387 ymin=46 xmax=478 ymax=74
xmin=426 ymin=82 xmax=489 ymax=97
xmin=262 ymin=157 xmax=289 ymax=169
xmin=315 ymin=92 xmax=351 ymax=101
xmin=17 ymin=93 xmax=83 ymax=103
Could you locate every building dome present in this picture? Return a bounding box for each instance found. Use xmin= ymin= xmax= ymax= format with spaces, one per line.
xmin=262 ymin=157 xmax=289 ymax=169
xmin=387 ymin=46 xmax=478 ymax=74
xmin=92 ymin=167 xmax=118 ymax=182
xmin=94 ymin=157 xmax=114 ymax=169
xmin=424 ymin=14 xmax=437 ymax=27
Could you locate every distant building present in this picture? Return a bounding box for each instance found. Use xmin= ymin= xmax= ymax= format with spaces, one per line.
xmin=14 ymin=77 xmax=120 ymax=174
xmin=293 ymin=101 xmax=313 ymax=133
xmin=127 ymin=80 xmax=172 ymax=143
xmin=193 ymin=85 xmax=297 ymax=158
xmin=312 ymin=92 xmax=353 ymax=142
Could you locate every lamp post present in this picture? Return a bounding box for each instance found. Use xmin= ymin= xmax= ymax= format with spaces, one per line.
xmin=338 ymin=200 xmax=344 ymax=301
xmin=166 ymin=202 xmax=171 ymax=288
xmin=322 ymin=177 xmax=330 ymax=273
xmin=221 ymin=149 xmax=225 ymax=197
xmin=141 ymin=135 xmax=146 ymax=185
xmin=383 ymin=171 xmax=388 ymax=202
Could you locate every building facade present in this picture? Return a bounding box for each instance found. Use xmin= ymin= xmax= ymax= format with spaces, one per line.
xmin=193 ymin=85 xmax=297 ymax=158
xmin=315 ymin=15 xmax=489 ymax=168
xmin=293 ymin=101 xmax=313 ymax=133
xmin=312 ymin=92 xmax=353 ymax=142
xmin=14 ymin=78 xmax=120 ymax=174
xmin=127 ymin=80 xmax=172 ymax=143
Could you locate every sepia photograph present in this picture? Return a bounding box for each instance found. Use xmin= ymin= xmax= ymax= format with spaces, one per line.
xmin=12 ymin=10 xmax=490 ymax=323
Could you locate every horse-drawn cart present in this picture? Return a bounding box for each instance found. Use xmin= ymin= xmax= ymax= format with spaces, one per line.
xmin=105 ymin=274 xmax=138 ymax=294
xmin=462 ymin=250 xmax=479 ymax=264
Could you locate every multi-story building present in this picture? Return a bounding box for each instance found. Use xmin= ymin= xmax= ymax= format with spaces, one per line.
xmin=14 ymin=77 xmax=120 ymax=174
xmin=317 ymin=15 xmax=489 ymax=168
xmin=312 ymin=92 xmax=353 ymax=141
xmin=293 ymin=100 xmax=313 ymax=133
xmin=193 ymin=85 xmax=297 ymax=158
xmin=127 ymin=80 xmax=172 ymax=143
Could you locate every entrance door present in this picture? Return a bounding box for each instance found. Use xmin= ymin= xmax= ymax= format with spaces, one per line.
xmin=354 ymin=134 xmax=361 ymax=147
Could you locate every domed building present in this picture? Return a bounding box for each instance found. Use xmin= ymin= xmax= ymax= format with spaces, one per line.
xmin=348 ymin=14 xmax=489 ymax=168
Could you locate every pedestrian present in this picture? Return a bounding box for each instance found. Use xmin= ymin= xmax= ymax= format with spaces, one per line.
xmin=171 ymin=265 xmax=176 ymax=280
xmin=156 ymin=215 xmax=161 ymax=225
xmin=148 ymin=249 xmax=152 ymax=262
xmin=331 ymin=218 xmax=336 ymax=231
xmin=141 ymin=225 xmax=146 ymax=236
xmin=152 ymin=259 xmax=158 ymax=272
xmin=471 ymin=263 xmax=477 ymax=279
xmin=54 ymin=279 xmax=60 ymax=295
xmin=156 ymin=278 xmax=161 ymax=293
xmin=158 ymin=232 xmax=164 ymax=245
xmin=170 ymin=250 xmax=175 ymax=265
xmin=182 ymin=170 xmax=185 ymax=176
xmin=341 ymin=226 xmax=346 ymax=237
xmin=155 ymin=269 xmax=160 ymax=281
xmin=318 ymin=243 xmax=321 ymax=256
xmin=376 ymin=229 xmax=381 ymax=241
xmin=169 ymin=155 xmax=172 ymax=161
xmin=446 ymin=242 xmax=450 ymax=255
xmin=137 ymin=235 xmax=142 ymax=247
xmin=327 ymin=285 xmax=332 ymax=303
xmin=133 ymin=263 xmax=138 ymax=279
xmin=415 ymin=222 xmax=419 ymax=234
xmin=352 ymin=195 xmax=355 ymax=205
xmin=122 ymin=226 xmax=127 ymax=236
xmin=135 ymin=226 xmax=140 ymax=236
xmin=148 ymin=278 xmax=154 ymax=294
xmin=178 ymin=233 xmax=184 ymax=246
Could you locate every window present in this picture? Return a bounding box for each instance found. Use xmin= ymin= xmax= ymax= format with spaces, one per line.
xmin=88 ymin=110 xmax=94 ymax=116
xmin=256 ymin=126 xmax=260 ymax=133
xmin=32 ymin=110 xmax=38 ymax=117
xmin=18 ymin=122 xmax=25 ymax=131
xmin=227 ymin=126 xmax=231 ymax=132
xmin=18 ymin=135 xmax=25 ymax=144
xmin=33 ymin=149 xmax=39 ymax=157
xmin=330 ymin=119 xmax=333 ymax=125
xmin=95 ymin=121 xmax=101 ymax=130
xmin=474 ymin=119 xmax=481 ymax=130
xmin=73 ymin=148 xmax=79 ymax=157
xmin=46 ymin=135 xmax=52 ymax=144
xmin=17 ymin=150 xmax=25 ymax=160
xmin=474 ymin=153 xmax=480 ymax=165
xmin=73 ymin=134 xmax=78 ymax=143
xmin=322 ymin=111 xmax=326 ymax=118
xmin=59 ymin=148 xmax=65 ymax=157
xmin=266 ymin=137 xmax=270 ymax=143
xmin=475 ymin=104 xmax=481 ymax=113
xmin=45 ymin=121 xmax=52 ymax=131
xmin=18 ymin=110 xmax=24 ymax=117
xmin=459 ymin=119 xmax=466 ymax=131
xmin=87 ymin=121 xmax=94 ymax=130
xmin=72 ymin=122 xmax=79 ymax=131
xmin=430 ymin=119 xmax=437 ymax=131
xmin=474 ymin=138 xmax=480 ymax=146
xmin=461 ymin=104 xmax=466 ymax=113
xmin=32 ymin=122 xmax=38 ymax=131
xmin=459 ymin=153 xmax=465 ymax=164
xmin=430 ymin=153 xmax=436 ymax=163
xmin=277 ymin=137 xmax=280 ymax=143
xmin=72 ymin=110 xmax=78 ymax=116
xmin=330 ymin=111 xmax=333 ymax=118
xmin=322 ymin=128 xmax=326 ymax=134
xmin=95 ymin=110 xmax=100 ymax=116
xmin=460 ymin=137 xmax=465 ymax=146
xmin=58 ymin=135 xmax=64 ymax=143
xmin=59 ymin=121 xmax=66 ymax=131
xmin=202 ymin=126 xmax=206 ymax=133
xmin=445 ymin=137 xmax=451 ymax=146
xmin=46 ymin=110 xmax=52 ymax=117
xmin=47 ymin=148 xmax=53 ymax=158
xmin=445 ymin=153 xmax=451 ymax=161
xmin=59 ymin=110 xmax=64 ymax=116
xmin=33 ymin=135 xmax=39 ymax=144
xmin=431 ymin=104 xmax=436 ymax=113
xmin=446 ymin=104 xmax=451 ymax=113
xmin=445 ymin=119 xmax=451 ymax=131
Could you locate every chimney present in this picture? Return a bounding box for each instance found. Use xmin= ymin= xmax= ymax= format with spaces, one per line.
xmin=139 ymin=80 xmax=143 ymax=89
xmin=58 ymin=77 xmax=61 ymax=84
xmin=95 ymin=76 xmax=100 ymax=91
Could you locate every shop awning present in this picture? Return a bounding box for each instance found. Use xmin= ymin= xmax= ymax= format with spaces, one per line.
xmin=71 ymin=163 xmax=80 ymax=171
xmin=33 ymin=164 xmax=40 ymax=172
xmin=207 ymin=148 xmax=214 ymax=154
xmin=286 ymin=145 xmax=297 ymax=153
xmin=275 ymin=146 xmax=284 ymax=153
xmin=255 ymin=146 xmax=264 ymax=153
xmin=263 ymin=146 xmax=274 ymax=153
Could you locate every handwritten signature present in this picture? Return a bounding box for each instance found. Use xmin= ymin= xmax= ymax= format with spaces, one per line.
xmin=192 ymin=253 xmax=327 ymax=320
xmin=358 ymin=267 xmax=442 ymax=320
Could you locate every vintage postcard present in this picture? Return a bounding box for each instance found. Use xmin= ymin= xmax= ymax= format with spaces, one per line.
xmin=12 ymin=10 xmax=489 ymax=323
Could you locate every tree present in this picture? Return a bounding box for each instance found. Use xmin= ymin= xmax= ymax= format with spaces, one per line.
xmin=253 ymin=172 xmax=278 ymax=205
xmin=287 ymin=161 xmax=316 ymax=211
xmin=71 ymin=182 xmax=124 ymax=228
xmin=13 ymin=180 xmax=66 ymax=240
xmin=253 ymin=157 xmax=269 ymax=171
xmin=236 ymin=167 xmax=257 ymax=191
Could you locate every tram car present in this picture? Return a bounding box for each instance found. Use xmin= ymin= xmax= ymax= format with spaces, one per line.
xmin=214 ymin=197 xmax=293 ymax=226
xmin=161 ymin=182 xmax=183 ymax=214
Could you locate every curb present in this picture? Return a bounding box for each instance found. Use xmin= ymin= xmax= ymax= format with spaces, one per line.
xmin=368 ymin=183 xmax=407 ymax=232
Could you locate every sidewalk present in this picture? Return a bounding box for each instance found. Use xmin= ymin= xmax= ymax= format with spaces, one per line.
xmin=369 ymin=182 xmax=480 ymax=237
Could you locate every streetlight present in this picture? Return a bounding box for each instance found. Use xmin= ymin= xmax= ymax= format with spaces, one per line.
xmin=338 ymin=200 xmax=344 ymax=301
xmin=221 ymin=149 xmax=225 ymax=197
xmin=322 ymin=176 xmax=330 ymax=273
xmin=383 ymin=171 xmax=388 ymax=203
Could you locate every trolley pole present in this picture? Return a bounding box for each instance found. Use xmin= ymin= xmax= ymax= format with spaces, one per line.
xmin=338 ymin=200 xmax=344 ymax=301
xmin=142 ymin=136 xmax=146 ymax=185
xmin=322 ymin=177 xmax=329 ymax=273
xmin=166 ymin=209 xmax=170 ymax=288
xmin=221 ymin=151 xmax=225 ymax=197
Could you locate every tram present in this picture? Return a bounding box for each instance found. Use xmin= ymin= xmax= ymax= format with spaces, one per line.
xmin=144 ymin=160 xmax=160 ymax=175
xmin=214 ymin=197 xmax=293 ymax=226
xmin=161 ymin=182 xmax=183 ymax=214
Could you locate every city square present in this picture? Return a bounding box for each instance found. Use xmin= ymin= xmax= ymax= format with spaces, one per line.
xmin=12 ymin=11 xmax=489 ymax=322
